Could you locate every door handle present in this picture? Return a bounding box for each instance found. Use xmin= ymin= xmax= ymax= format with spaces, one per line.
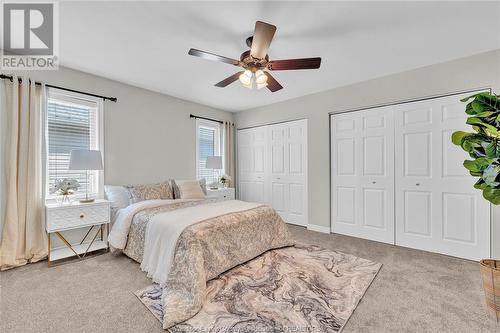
xmin=372 ymin=181 xmax=376 ymax=184
xmin=416 ymin=183 xmax=420 ymax=186
xmin=277 ymin=177 xmax=281 ymax=180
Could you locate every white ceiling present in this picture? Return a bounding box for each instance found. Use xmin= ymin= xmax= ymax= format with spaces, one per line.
xmin=59 ymin=1 xmax=500 ymax=112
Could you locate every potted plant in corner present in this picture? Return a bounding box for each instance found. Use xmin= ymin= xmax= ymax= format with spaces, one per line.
xmin=452 ymin=91 xmax=500 ymax=320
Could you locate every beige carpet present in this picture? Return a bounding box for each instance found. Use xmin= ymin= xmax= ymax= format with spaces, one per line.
xmin=1 ymin=225 xmax=498 ymax=332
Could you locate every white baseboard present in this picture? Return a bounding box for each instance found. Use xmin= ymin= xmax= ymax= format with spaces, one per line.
xmin=307 ymin=224 xmax=331 ymax=234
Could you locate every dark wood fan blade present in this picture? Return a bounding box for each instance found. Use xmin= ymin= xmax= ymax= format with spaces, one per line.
xmin=250 ymin=21 xmax=276 ymax=59
xmin=268 ymin=57 xmax=321 ymax=70
xmin=214 ymin=72 xmax=243 ymax=87
xmin=265 ymin=72 xmax=283 ymax=92
xmin=188 ymin=48 xmax=240 ymax=66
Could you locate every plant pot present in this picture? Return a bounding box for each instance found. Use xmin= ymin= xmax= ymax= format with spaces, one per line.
xmin=480 ymin=259 xmax=500 ymax=321
xmin=56 ymin=194 xmax=73 ymax=205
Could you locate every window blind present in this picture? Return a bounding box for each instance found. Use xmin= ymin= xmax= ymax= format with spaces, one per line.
xmin=196 ymin=119 xmax=224 ymax=185
xmin=47 ymin=97 xmax=98 ymax=196
xmin=198 ymin=126 xmax=217 ymax=183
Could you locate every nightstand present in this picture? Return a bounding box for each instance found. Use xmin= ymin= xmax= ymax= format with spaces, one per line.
xmin=45 ymin=199 xmax=110 ymax=266
xmin=206 ymin=187 xmax=235 ymax=201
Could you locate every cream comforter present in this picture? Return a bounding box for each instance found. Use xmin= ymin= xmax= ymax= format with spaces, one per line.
xmin=109 ymin=199 xmax=294 ymax=329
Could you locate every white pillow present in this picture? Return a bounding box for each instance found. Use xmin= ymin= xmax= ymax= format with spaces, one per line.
xmin=175 ymin=180 xmax=206 ymax=199
xmin=104 ymin=185 xmax=131 ymax=214
xmin=171 ymin=179 xmax=207 ymax=198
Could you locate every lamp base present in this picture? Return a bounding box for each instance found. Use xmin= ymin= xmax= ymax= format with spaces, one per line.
xmin=79 ymin=198 xmax=95 ymax=203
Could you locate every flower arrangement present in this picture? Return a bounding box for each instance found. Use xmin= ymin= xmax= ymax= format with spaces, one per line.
xmin=49 ymin=178 xmax=81 ymax=197
xmin=219 ymin=174 xmax=232 ymax=187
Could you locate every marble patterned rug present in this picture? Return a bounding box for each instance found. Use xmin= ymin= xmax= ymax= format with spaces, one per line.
xmin=135 ymin=244 xmax=381 ymax=333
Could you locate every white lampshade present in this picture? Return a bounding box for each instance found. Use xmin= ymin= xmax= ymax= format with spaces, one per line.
xmin=68 ymin=150 xmax=103 ymax=170
xmin=205 ymin=156 xmax=222 ymax=169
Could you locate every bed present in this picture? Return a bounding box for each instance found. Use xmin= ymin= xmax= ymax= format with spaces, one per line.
xmin=106 ymin=183 xmax=294 ymax=330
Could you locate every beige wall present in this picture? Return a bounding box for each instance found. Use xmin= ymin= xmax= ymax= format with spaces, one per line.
xmin=235 ymin=49 xmax=500 ymax=257
xmin=9 ymin=66 xmax=234 ymax=184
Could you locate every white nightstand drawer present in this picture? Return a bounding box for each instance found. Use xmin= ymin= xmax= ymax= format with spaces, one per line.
xmin=206 ymin=188 xmax=235 ymax=201
xmin=46 ymin=203 xmax=109 ymax=232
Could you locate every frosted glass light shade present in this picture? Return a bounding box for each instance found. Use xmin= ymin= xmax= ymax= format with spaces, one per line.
xmin=239 ymin=70 xmax=252 ymax=85
xmin=68 ymin=150 xmax=103 ymax=170
xmin=255 ymin=70 xmax=267 ymax=84
xmin=206 ymin=156 xmax=222 ymax=169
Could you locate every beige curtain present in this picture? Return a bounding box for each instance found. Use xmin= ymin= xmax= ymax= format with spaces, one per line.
xmin=223 ymin=121 xmax=235 ymax=187
xmin=0 ymin=76 xmax=47 ymax=270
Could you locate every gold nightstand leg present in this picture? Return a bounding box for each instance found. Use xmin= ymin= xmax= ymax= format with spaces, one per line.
xmin=47 ymin=233 xmax=51 ymax=267
xmin=82 ymin=227 xmax=101 ymax=257
xmin=55 ymin=232 xmax=81 ymax=258
xmin=80 ymin=225 xmax=95 ymax=245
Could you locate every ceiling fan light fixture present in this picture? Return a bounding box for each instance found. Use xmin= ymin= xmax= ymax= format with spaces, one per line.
xmin=255 ymin=70 xmax=267 ymax=84
xmin=256 ymin=82 xmax=268 ymax=90
xmin=239 ymin=70 xmax=253 ymax=85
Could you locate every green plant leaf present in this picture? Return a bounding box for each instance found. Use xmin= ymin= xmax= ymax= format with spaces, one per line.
xmin=463 ymin=158 xmax=492 ymax=172
xmin=474 ymin=111 xmax=496 ymax=118
xmin=460 ymin=92 xmax=488 ymax=103
xmin=454 ymin=92 xmax=500 ymax=205
xmin=474 ymin=179 xmax=487 ymax=190
xmin=467 ymin=117 xmax=499 ymax=135
xmin=483 ymin=187 xmax=500 ymax=205
xmin=483 ymin=164 xmax=500 ymax=187
xmin=451 ymin=131 xmax=470 ymax=145
xmin=471 ymin=100 xmax=485 ymax=112
xmin=485 ymin=141 xmax=500 ymax=158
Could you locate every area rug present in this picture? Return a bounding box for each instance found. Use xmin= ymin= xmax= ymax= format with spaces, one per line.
xmin=135 ymin=244 xmax=381 ymax=333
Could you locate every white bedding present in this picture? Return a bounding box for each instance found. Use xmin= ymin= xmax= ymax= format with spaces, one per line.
xmin=108 ymin=199 xmax=201 ymax=250
xmin=140 ymin=200 xmax=261 ymax=285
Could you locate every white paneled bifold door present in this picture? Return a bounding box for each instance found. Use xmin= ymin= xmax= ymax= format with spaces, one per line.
xmin=238 ymin=119 xmax=308 ymax=226
xmin=331 ymin=107 xmax=395 ymax=244
xmin=331 ymin=92 xmax=491 ymax=261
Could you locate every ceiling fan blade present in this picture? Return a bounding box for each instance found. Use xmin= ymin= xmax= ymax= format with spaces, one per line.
xmin=214 ymin=72 xmax=243 ymax=87
xmin=265 ymin=72 xmax=283 ymax=92
xmin=250 ymin=21 xmax=276 ymax=59
xmin=268 ymin=57 xmax=322 ymax=71
xmin=188 ymin=48 xmax=240 ymax=66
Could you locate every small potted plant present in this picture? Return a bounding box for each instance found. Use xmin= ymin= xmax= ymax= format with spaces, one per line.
xmin=49 ymin=178 xmax=81 ymax=204
xmin=219 ymin=174 xmax=232 ymax=188
xmin=452 ymin=91 xmax=499 ymax=320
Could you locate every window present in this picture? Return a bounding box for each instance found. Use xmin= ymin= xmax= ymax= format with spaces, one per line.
xmin=196 ymin=119 xmax=222 ymax=184
xmin=46 ymin=89 xmax=103 ymax=199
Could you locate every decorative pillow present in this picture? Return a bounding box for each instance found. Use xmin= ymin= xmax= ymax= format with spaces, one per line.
xmin=104 ymin=185 xmax=131 ymax=220
xmin=175 ymin=180 xmax=206 ymax=199
xmin=171 ymin=179 xmax=207 ymax=199
xmin=125 ymin=181 xmax=173 ymax=203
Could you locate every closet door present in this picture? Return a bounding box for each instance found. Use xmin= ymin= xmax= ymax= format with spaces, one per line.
xmin=395 ymin=93 xmax=490 ymax=260
xmin=268 ymin=123 xmax=288 ymax=220
xmin=331 ymin=108 xmax=394 ymax=244
xmin=268 ymin=120 xmax=308 ymax=226
xmin=237 ymin=127 xmax=267 ymax=203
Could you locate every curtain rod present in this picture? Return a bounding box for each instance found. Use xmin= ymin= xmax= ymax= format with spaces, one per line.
xmin=189 ymin=114 xmax=224 ymax=124
xmin=0 ymin=74 xmax=117 ymax=102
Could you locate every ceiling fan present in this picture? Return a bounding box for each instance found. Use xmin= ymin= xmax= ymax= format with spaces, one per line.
xmin=188 ymin=21 xmax=321 ymax=92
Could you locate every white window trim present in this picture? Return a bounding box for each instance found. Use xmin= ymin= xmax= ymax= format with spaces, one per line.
xmin=195 ymin=118 xmax=223 ymax=181
xmin=45 ymin=88 xmax=104 ymax=201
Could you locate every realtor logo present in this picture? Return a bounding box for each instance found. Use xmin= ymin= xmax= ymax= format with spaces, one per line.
xmin=1 ymin=2 xmax=59 ymax=70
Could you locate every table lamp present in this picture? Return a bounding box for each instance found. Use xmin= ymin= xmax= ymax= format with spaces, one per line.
xmin=69 ymin=149 xmax=103 ymax=203
xmin=205 ymin=156 xmax=222 ymax=189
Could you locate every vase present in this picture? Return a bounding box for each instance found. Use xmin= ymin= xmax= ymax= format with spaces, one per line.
xmin=57 ymin=194 xmax=73 ymax=205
